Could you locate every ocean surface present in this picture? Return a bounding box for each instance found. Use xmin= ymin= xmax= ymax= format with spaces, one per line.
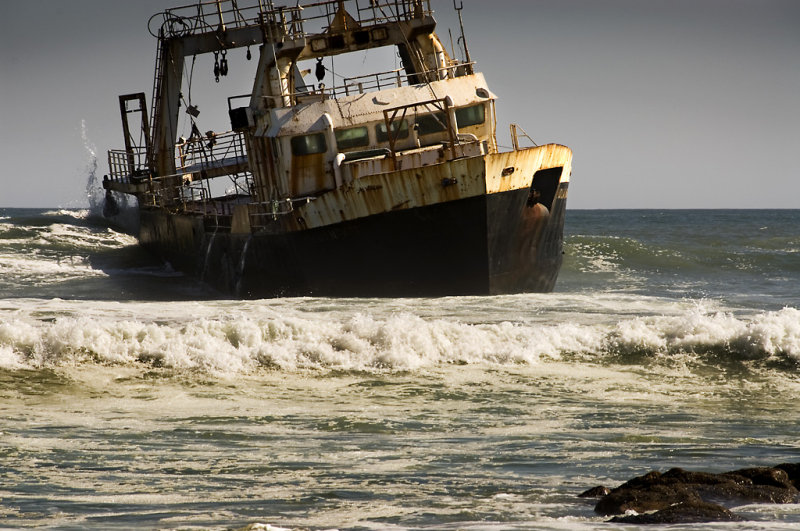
xmin=1 ymin=204 xmax=799 ymax=530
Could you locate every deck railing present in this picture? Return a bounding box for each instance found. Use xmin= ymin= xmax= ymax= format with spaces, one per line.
xmin=140 ymin=174 xmax=254 ymax=216
xmin=176 ymin=130 xmax=248 ymax=173
xmin=107 ymin=130 xmax=248 ymax=184
xmin=108 ymin=147 xmax=150 ymax=182
xmin=248 ymin=197 xmax=316 ymax=229
xmin=149 ymin=0 xmax=433 ymax=41
xmin=334 ymin=62 xmax=474 ymax=97
xmin=249 ymin=62 xmax=475 ymax=106
xmin=149 ymin=0 xmax=264 ymax=39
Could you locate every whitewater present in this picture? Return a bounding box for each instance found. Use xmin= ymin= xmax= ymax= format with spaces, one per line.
xmin=1 ymin=204 xmax=799 ymax=529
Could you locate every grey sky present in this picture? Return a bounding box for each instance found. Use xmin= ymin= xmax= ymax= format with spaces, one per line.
xmin=1 ymin=0 xmax=798 ymax=208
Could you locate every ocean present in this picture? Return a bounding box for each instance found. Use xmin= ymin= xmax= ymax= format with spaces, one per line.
xmin=1 ymin=206 xmax=799 ymax=530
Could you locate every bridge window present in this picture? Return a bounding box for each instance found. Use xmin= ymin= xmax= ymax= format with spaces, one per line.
xmin=335 ymin=126 xmax=370 ymax=151
xmin=376 ymin=119 xmax=409 ymax=142
xmin=290 ymin=132 xmax=327 ymax=155
xmin=455 ymin=103 xmax=486 ymax=128
xmin=416 ymin=112 xmax=447 ymax=136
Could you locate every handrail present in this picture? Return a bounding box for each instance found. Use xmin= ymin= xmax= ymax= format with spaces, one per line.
xmin=140 ymin=172 xmax=254 ymax=213
xmin=335 ymin=62 xmax=474 ymax=97
xmin=148 ymin=0 xmax=433 ymax=42
xmin=382 ymin=96 xmax=457 ymax=166
xmin=108 ymin=130 xmax=248 ymax=184
xmin=254 ymin=62 xmax=476 ymax=105
xmin=176 ymin=130 xmax=247 ymax=172
xmin=108 ymin=148 xmax=150 ymax=182
xmin=149 ymin=1 xmax=265 ymax=39
xmin=249 ymin=197 xmax=316 ymax=227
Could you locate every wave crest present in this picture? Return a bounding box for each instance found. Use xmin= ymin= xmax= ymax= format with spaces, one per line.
xmin=1 ymin=306 xmax=797 ymax=374
xmin=607 ymin=307 xmax=800 ymax=360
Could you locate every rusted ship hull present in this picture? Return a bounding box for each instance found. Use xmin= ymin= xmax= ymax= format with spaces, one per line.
xmin=138 ymin=180 xmax=568 ymax=298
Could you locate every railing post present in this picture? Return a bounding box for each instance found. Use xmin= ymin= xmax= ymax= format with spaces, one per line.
xmin=510 ymin=124 xmax=519 ymax=151
xmin=278 ymin=6 xmax=287 ymax=36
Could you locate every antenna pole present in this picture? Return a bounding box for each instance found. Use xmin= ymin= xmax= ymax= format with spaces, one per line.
xmin=453 ymin=1 xmax=472 ymax=73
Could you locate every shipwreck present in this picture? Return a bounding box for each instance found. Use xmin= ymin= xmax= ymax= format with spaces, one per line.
xmin=103 ymin=0 xmax=573 ymax=297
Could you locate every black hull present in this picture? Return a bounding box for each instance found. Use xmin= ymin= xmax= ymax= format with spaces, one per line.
xmin=138 ymin=183 xmax=568 ymax=298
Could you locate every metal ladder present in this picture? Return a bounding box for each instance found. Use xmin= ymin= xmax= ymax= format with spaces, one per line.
xmin=148 ymin=31 xmax=167 ymax=169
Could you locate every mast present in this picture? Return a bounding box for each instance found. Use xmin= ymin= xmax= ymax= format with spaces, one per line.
xmin=453 ymin=0 xmax=473 ymax=75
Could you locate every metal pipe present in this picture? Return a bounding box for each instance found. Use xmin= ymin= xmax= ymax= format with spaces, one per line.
xmin=216 ymin=0 xmax=226 ymax=32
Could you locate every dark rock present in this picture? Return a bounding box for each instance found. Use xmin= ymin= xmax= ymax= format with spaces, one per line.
xmin=613 ymin=470 xmax=662 ymax=491
xmin=696 ymin=481 xmax=800 ymax=505
xmin=578 ymin=485 xmax=610 ymax=498
xmin=725 ymin=467 xmax=795 ymax=489
xmin=777 ymin=463 xmax=800 ymax=489
xmin=660 ymin=467 xmax=737 ymax=486
xmin=592 ymin=463 xmax=800 ymax=521
xmin=595 ymin=483 xmax=701 ymax=515
xmin=609 ymin=501 xmax=744 ymax=524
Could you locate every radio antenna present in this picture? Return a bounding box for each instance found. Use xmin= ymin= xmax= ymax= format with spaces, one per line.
xmin=453 ymin=0 xmax=473 ymax=74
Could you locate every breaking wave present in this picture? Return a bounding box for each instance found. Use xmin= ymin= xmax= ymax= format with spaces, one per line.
xmin=1 ymin=305 xmax=797 ymax=374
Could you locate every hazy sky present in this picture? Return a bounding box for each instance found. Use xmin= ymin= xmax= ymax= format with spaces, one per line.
xmin=1 ymin=0 xmax=798 ymax=208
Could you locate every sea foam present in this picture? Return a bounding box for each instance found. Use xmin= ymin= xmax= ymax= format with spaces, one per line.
xmin=0 ymin=303 xmax=797 ymax=374
xmin=0 ymin=255 xmax=104 ymax=284
xmin=609 ymin=306 xmax=800 ymax=359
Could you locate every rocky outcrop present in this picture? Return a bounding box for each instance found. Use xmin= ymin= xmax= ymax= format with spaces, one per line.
xmin=578 ymin=485 xmax=610 ymax=498
xmin=585 ymin=463 xmax=800 ymax=524
xmin=609 ymin=500 xmax=743 ymax=524
xmin=776 ymin=463 xmax=800 ymax=488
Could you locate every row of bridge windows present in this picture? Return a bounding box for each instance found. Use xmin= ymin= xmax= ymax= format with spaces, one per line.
xmin=290 ymin=103 xmax=486 ymax=156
